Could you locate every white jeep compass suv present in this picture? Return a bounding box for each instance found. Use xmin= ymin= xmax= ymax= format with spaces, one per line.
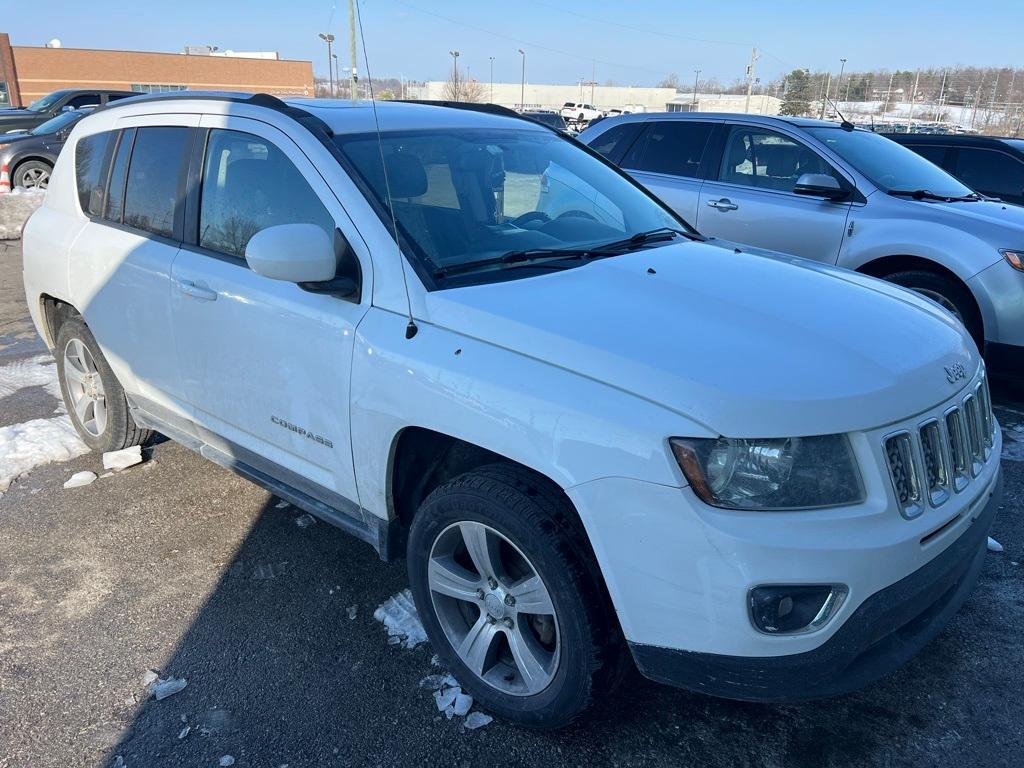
xmin=22 ymin=93 xmax=1002 ymax=728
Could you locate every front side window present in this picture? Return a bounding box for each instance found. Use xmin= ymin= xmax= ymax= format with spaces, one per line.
xmin=954 ymin=148 xmax=1024 ymax=200
xmin=75 ymin=131 xmax=116 ymax=216
xmin=199 ymin=129 xmax=334 ymax=259
xmin=807 ymin=127 xmax=973 ymax=197
xmin=719 ymin=126 xmax=837 ymax=192
xmin=123 ymin=126 xmax=192 ymax=238
xmin=336 ymin=127 xmax=683 ymax=284
xmin=66 ymin=93 xmax=100 ymax=110
xmin=622 ymin=121 xmax=715 ymax=178
xmin=905 ymin=143 xmax=950 ymax=167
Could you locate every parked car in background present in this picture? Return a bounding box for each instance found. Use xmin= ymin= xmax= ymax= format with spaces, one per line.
xmin=560 ymin=101 xmax=603 ymax=124
xmin=521 ymin=110 xmax=568 ymax=132
xmin=23 ymin=92 xmax=1000 ymax=728
xmin=0 ymin=89 xmax=133 ymax=133
xmin=886 ymin=133 xmax=1024 ymax=207
xmin=580 ymin=113 xmax=1024 ymax=378
xmin=0 ymin=108 xmax=91 ymax=189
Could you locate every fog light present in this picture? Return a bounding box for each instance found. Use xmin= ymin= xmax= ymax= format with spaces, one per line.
xmin=749 ymin=585 xmax=847 ymax=635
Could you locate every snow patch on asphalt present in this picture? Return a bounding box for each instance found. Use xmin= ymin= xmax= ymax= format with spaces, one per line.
xmin=374 ymin=589 xmax=428 ymax=648
xmin=0 ymin=354 xmax=61 ymax=400
xmin=0 ymin=416 xmax=88 ymax=493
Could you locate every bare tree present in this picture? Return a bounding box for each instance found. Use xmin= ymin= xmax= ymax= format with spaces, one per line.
xmin=443 ymin=66 xmax=485 ymax=103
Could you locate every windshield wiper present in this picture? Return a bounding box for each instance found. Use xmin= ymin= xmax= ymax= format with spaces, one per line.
xmin=435 ymin=228 xmax=693 ymax=279
xmin=887 ymin=188 xmax=981 ymax=202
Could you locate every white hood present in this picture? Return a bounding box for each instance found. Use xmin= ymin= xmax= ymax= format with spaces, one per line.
xmin=425 ymin=242 xmax=979 ymax=437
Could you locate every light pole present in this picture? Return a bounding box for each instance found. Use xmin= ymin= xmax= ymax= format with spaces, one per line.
xmin=489 ymin=57 xmax=494 ymax=103
xmin=449 ymin=50 xmax=460 ymax=102
xmin=332 ymin=53 xmax=339 ymax=97
xmin=837 ymin=57 xmax=847 ymax=108
xmin=518 ymin=49 xmax=526 ymax=110
xmin=692 ymin=68 xmax=701 ymax=106
xmin=318 ymin=33 xmax=336 ymax=97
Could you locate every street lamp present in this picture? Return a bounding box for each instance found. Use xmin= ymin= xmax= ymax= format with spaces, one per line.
xmin=837 ymin=57 xmax=847 ymax=109
xmin=693 ymin=68 xmax=701 ymax=105
xmin=318 ymin=32 xmax=336 ymax=97
xmin=449 ymin=50 xmax=460 ymax=102
xmin=332 ymin=53 xmax=339 ymax=98
xmin=489 ymin=56 xmax=495 ymax=103
xmin=517 ymin=48 xmax=525 ymax=111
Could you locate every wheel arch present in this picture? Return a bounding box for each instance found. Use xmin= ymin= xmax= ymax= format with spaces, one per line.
xmin=11 ymin=155 xmax=53 ymax=180
xmin=38 ymin=293 xmax=77 ymax=349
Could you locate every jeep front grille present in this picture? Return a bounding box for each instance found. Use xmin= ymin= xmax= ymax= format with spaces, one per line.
xmin=884 ymin=372 xmax=995 ymax=515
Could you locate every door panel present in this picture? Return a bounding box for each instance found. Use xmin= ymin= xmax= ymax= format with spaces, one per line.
xmin=170 ymin=117 xmax=369 ymax=503
xmin=697 ymin=124 xmax=852 ymax=263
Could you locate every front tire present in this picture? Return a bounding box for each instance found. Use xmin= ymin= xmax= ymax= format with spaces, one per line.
xmin=407 ymin=463 xmax=627 ymax=729
xmin=13 ymin=160 xmax=52 ymax=190
xmin=884 ymin=269 xmax=984 ymax=348
xmin=55 ymin=314 xmax=151 ymax=452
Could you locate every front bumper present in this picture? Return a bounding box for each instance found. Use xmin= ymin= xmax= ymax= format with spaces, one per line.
xmin=628 ymin=468 xmax=1000 ymax=702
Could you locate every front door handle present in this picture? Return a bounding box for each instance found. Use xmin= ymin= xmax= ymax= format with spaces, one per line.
xmin=707 ymin=198 xmax=739 ymax=211
xmin=176 ymin=279 xmax=217 ymax=302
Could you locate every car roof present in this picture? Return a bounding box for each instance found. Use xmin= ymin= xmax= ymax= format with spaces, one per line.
xmin=883 ymin=132 xmax=1021 ymax=148
xmin=584 ymin=111 xmax=842 ymax=129
xmin=86 ymin=91 xmax=549 ymax=136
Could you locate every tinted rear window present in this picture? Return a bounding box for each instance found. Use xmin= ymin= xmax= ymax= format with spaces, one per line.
xmin=123 ymin=126 xmax=192 ymax=238
xmin=586 ymin=122 xmax=644 ymax=164
xmin=75 ymin=132 xmax=117 ymax=216
xmin=622 ymin=121 xmax=715 ymax=178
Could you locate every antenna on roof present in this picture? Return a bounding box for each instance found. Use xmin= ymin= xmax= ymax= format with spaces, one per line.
xmin=826 ymin=95 xmax=855 ymax=131
xmin=355 ymin=0 xmax=418 ymax=340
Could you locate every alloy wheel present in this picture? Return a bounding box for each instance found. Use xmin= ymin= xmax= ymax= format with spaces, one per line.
xmin=428 ymin=520 xmax=560 ymax=696
xmin=19 ymin=166 xmax=50 ymax=189
xmin=63 ymin=338 xmax=108 ymax=437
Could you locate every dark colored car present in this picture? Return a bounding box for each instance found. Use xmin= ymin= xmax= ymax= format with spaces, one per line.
xmin=0 ymin=89 xmax=134 ymax=133
xmin=0 ymin=109 xmax=90 ymax=189
xmin=886 ymin=133 xmax=1024 ymax=206
xmin=521 ymin=111 xmax=568 ymax=132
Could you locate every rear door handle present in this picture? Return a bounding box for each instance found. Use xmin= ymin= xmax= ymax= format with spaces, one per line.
xmin=176 ymin=279 xmax=217 ymax=302
xmin=707 ymin=198 xmax=738 ymax=211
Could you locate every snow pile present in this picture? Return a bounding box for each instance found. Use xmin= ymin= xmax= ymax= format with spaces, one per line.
xmin=988 ymin=537 xmax=1004 ymax=553
xmin=103 ymin=445 xmax=142 ymax=471
xmin=421 ymin=673 xmax=493 ymax=729
xmin=373 ymin=588 xmax=428 ymax=648
xmin=0 ymin=354 xmax=61 ymax=399
xmin=0 ymin=416 xmax=88 ymax=493
xmin=0 ymin=187 xmax=45 ymax=240
xmin=63 ymin=470 xmax=97 ymax=489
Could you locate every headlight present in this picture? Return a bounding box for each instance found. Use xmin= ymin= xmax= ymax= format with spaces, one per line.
xmin=670 ymin=435 xmax=863 ymax=510
xmin=1000 ymin=249 xmax=1024 ymax=271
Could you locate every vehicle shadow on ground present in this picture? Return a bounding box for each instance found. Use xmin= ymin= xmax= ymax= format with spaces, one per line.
xmin=98 ymin=478 xmax=1022 ymax=768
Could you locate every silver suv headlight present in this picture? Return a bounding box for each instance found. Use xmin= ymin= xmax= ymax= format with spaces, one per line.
xmin=670 ymin=435 xmax=864 ymax=510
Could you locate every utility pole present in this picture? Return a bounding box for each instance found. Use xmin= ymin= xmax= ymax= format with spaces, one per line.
xmin=449 ymin=50 xmax=460 ymax=101
xmin=692 ymin=68 xmax=701 ymax=106
xmin=348 ymin=0 xmax=358 ymax=102
xmin=591 ymin=59 xmax=596 ymax=104
xmin=882 ymin=72 xmax=894 ymax=116
xmin=937 ymin=68 xmax=948 ymax=124
xmin=489 ymin=57 xmax=494 ymax=103
xmin=744 ymin=46 xmax=759 ymax=114
xmin=819 ymin=72 xmax=831 ymax=119
xmin=318 ymin=32 xmax=335 ymax=97
xmin=518 ymin=48 xmax=525 ymax=110
xmin=971 ymin=74 xmax=985 ymax=129
xmin=907 ymin=69 xmax=920 ymax=129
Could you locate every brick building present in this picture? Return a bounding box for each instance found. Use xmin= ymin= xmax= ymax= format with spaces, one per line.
xmin=0 ymin=34 xmax=314 ymax=107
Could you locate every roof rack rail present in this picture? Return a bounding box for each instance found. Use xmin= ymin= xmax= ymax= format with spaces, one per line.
xmin=94 ymin=90 xmax=335 ymax=136
xmin=393 ymin=99 xmax=525 ymax=121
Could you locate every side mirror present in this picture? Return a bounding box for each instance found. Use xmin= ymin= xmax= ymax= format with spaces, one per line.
xmin=245 ymin=223 xmax=360 ymax=300
xmin=793 ymin=173 xmax=848 ymax=200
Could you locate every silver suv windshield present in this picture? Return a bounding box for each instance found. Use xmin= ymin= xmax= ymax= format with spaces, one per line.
xmin=335 ymin=127 xmax=687 ymax=284
xmin=807 ymin=126 xmax=975 ymax=198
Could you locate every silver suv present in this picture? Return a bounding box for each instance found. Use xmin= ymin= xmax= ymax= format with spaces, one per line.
xmin=580 ymin=113 xmax=1024 ymax=378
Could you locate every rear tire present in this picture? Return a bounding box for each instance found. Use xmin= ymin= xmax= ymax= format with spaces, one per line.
xmin=884 ymin=269 xmax=984 ymax=348
xmin=55 ymin=314 xmax=151 ymax=453
xmin=407 ymin=463 xmax=628 ymax=729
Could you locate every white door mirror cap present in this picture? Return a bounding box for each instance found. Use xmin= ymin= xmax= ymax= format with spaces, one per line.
xmin=245 ymin=223 xmax=337 ymax=283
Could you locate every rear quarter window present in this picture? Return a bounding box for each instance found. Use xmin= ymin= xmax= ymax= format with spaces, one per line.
xmin=75 ymin=131 xmax=117 ymax=216
xmin=587 ymin=122 xmax=644 ymax=164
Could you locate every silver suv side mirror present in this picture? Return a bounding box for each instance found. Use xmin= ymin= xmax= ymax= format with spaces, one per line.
xmin=793 ymin=173 xmax=848 ymax=200
xmin=245 ymin=223 xmax=337 ymax=283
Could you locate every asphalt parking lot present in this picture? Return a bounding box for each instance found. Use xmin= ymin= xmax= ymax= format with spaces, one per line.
xmin=1 ymin=238 xmax=1023 ymax=768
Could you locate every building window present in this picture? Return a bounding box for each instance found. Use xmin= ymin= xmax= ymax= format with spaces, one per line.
xmin=130 ymin=84 xmax=188 ymax=94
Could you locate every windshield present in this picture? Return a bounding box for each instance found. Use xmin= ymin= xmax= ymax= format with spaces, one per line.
xmin=26 ymin=92 xmax=67 ymax=113
xmin=335 ymin=127 xmax=684 ymax=284
xmin=30 ymin=110 xmax=81 ymax=135
xmin=807 ymin=127 xmax=974 ymax=197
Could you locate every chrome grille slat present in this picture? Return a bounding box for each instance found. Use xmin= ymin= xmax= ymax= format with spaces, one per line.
xmin=884 ymin=371 xmax=994 ymax=513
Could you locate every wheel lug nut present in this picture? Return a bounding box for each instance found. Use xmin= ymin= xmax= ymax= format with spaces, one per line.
xmin=503 ymin=618 xmax=513 ymax=628
xmin=486 ymin=615 xmax=496 ymax=625
xmin=476 ymin=588 xmax=486 ymax=599
xmin=504 ymin=595 xmax=515 ymax=606
xmin=487 ymin=578 xmax=497 ymax=590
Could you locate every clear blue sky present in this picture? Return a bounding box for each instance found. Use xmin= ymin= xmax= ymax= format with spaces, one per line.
xmin=3 ymin=0 xmax=1022 ymax=86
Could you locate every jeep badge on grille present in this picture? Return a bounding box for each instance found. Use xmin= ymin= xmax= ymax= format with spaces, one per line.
xmin=945 ymin=362 xmax=967 ymax=383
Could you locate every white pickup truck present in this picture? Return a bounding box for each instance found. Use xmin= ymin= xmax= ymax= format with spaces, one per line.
xmin=23 ymin=93 xmax=1001 ymax=729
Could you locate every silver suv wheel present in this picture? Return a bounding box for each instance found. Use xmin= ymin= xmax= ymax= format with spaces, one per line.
xmin=62 ymin=337 xmax=108 ymax=437
xmin=428 ymin=520 xmax=560 ymax=696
